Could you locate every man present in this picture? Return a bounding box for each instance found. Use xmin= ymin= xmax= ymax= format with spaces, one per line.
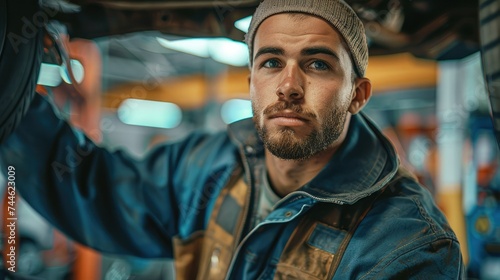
xmin=1 ymin=0 xmax=464 ymax=279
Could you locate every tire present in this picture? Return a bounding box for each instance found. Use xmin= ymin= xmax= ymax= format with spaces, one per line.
xmin=479 ymin=0 xmax=500 ymax=148
xmin=0 ymin=0 xmax=44 ymax=143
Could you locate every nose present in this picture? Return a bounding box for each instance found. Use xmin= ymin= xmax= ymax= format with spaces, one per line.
xmin=275 ymin=63 xmax=304 ymax=101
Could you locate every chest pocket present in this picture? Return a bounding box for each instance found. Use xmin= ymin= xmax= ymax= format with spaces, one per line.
xmin=307 ymin=223 xmax=347 ymax=255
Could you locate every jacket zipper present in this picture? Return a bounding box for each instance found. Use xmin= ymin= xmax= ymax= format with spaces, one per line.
xmin=271 ymin=166 xmax=397 ymax=211
xmin=224 ymin=202 xmax=312 ymax=280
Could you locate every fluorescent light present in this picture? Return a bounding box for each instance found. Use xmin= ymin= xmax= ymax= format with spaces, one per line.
xmin=118 ymin=99 xmax=182 ymax=129
xmin=37 ymin=63 xmax=62 ymax=87
xmin=156 ymin=37 xmax=210 ymax=58
xmin=234 ymin=16 xmax=252 ymax=33
xmin=156 ymin=37 xmax=249 ymax=67
xmin=61 ymin=60 xmax=85 ymax=84
xmin=208 ymin=38 xmax=249 ymax=66
xmin=221 ymin=99 xmax=253 ymax=124
xmin=37 ymin=59 xmax=84 ymax=87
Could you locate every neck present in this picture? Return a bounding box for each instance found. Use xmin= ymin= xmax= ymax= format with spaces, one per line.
xmin=265 ymin=115 xmax=351 ymax=197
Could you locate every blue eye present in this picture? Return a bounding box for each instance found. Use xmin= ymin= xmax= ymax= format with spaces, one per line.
xmin=310 ymin=60 xmax=329 ymax=71
xmin=263 ymin=59 xmax=281 ymax=68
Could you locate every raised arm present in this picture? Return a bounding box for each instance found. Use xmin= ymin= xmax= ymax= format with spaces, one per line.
xmin=0 ymin=94 xmax=218 ymax=258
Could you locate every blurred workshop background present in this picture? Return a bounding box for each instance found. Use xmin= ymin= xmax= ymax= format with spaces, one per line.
xmin=1 ymin=0 xmax=500 ymax=279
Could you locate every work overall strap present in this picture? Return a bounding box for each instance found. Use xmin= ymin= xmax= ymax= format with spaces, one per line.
xmin=200 ymin=174 xmax=249 ymax=279
xmin=173 ymin=167 xmax=250 ymax=280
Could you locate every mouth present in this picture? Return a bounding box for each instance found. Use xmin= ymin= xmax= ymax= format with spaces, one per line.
xmin=267 ymin=111 xmax=310 ymax=127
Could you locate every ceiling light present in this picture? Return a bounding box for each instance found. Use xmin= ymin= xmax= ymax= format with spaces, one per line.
xmin=37 ymin=59 xmax=84 ymax=87
xmin=156 ymin=38 xmax=210 ymax=58
xmin=118 ymin=99 xmax=182 ymax=129
xmin=37 ymin=63 xmax=62 ymax=87
xmin=208 ymin=38 xmax=248 ymax=67
xmin=60 ymin=60 xmax=85 ymax=84
xmin=156 ymin=37 xmax=249 ymax=67
xmin=234 ymin=16 xmax=252 ymax=33
xmin=221 ymin=99 xmax=253 ymax=124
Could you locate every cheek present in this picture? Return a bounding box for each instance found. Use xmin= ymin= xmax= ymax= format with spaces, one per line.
xmin=249 ymin=75 xmax=263 ymax=101
xmin=317 ymin=86 xmax=351 ymax=107
xmin=250 ymin=81 xmax=274 ymax=108
xmin=249 ymin=87 xmax=264 ymax=119
xmin=306 ymin=87 xmax=336 ymax=109
xmin=309 ymin=89 xmax=349 ymax=120
xmin=249 ymin=84 xmax=260 ymax=104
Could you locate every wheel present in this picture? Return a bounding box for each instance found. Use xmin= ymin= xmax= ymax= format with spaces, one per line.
xmin=479 ymin=0 xmax=500 ymax=148
xmin=0 ymin=0 xmax=44 ymax=143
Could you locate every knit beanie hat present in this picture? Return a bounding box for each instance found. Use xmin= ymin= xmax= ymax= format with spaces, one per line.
xmin=245 ymin=0 xmax=368 ymax=77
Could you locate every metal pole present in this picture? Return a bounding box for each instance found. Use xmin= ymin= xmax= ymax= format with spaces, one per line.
xmin=436 ymin=59 xmax=469 ymax=264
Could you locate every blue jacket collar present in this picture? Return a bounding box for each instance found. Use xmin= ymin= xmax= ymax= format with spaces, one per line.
xmin=227 ymin=113 xmax=399 ymax=204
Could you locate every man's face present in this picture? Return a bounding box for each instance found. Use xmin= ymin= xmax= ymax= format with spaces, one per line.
xmin=249 ymin=13 xmax=357 ymax=160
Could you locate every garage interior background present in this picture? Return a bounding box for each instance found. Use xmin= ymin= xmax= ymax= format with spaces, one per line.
xmin=1 ymin=0 xmax=499 ymax=279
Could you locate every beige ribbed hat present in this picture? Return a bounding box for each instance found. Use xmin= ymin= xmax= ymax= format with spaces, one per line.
xmin=245 ymin=0 xmax=368 ymax=77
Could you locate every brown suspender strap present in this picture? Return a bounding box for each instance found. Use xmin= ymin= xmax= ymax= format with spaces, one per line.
xmin=200 ymin=175 xmax=249 ymax=280
xmin=173 ymin=168 xmax=250 ymax=280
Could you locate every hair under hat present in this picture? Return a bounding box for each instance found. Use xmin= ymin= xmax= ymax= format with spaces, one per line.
xmin=245 ymin=0 xmax=368 ymax=77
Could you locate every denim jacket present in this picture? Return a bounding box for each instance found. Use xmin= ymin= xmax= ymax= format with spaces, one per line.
xmin=0 ymin=95 xmax=464 ymax=279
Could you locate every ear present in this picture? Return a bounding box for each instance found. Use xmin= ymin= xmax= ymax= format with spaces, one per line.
xmin=348 ymin=77 xmax=372 ymax=114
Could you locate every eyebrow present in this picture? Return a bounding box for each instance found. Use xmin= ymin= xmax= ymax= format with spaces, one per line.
xmin=301 ymin=47 xmax=340 ymax=62
xmin=254 ymin=47 xmax=284 ymax=60
xmin=253 ymin=46 xmax=340 ymax=62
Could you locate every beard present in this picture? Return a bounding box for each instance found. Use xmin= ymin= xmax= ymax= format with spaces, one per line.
xmin=253 ymin=101 xmax=349 ymax=161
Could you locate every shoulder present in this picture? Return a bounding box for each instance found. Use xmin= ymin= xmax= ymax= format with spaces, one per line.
xmin=379 ymin=172 xmax=454 ymax=236
xmin=364 ymin=173 xmax=457 ymax=247
xmin=337 ymin=173 xmax=463 ymax=278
